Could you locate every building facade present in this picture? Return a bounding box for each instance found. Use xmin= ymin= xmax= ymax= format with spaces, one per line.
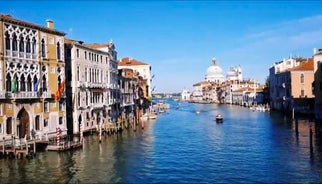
xmin=64 ymin=39 xmax=118 ymax=135
xmin=0 ymin=14 xmax=66 ymax=141
xmin=118 ymin=57 xmax=153 ymax=98
xmin=269 ymin=57 xmax=314 ymax=112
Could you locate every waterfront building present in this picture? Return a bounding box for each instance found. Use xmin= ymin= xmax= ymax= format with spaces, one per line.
xmin=269 ymin=57 xmax=314 ymax=112
xmin=313 ymin=48 xmax=322 ymax=121
xmin=0 ymin=14 xmax=66 ymax=140
xmin=118 ymin=68 xmax=137 ymax=121
xmin=232 ymin=85 xmax=264 ymax=106
xmin=181 ymin=88 xmax=191 ymax=101
xmin=64 ymin=39 xmax=118 ymax=135
xmin=118 ymin=57 xmax=153 ymax=99
xmin=190 ymin=81 xmax=217 ymax=103
xmin=205 ymin=58 xmax=225 ymax=83
xmin=221 ymin=79 xmax=260 ymax=104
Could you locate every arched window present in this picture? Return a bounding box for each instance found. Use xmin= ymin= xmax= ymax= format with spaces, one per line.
xmin=19 ymin=35 xmax=24 ymax=52
xmin=6 ymin=74 xmax=11 ymax=92
xmin=42 ymin=74 xmax=47 ymax=91
xmin=300 ymin=73 xmax=304 ymax=83
xmin=12 ymin=33 xmax=17 ymax=51
xmin=32 ymin=37 xmax=36 ymax=54
xmin=57 ymin=42 xmax=61 ymax=60
xmin=27 ymin=75 xmax=32 ymax=91
xmin=5 ymin=31 xmax=10 ymax=50
xmin=20 ymin=75 xmax=25 ymax=91
xmin=26 ymin=36 xmax=31 ymax=53
xmin=41 ymin=38 xmax=46 ymax=57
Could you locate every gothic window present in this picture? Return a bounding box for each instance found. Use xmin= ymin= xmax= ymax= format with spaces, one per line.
xmin=33 ymin=76 xmax=38 ymax=92
xmin=85 ymin=51 xmax=87 ymax=59
xmin=12 ymin=33 xmax=17 ymax=51
xmin=19 ymin=35 xmax=24 ymax=52
xmin=57 ymin=42 xmax=61 ymax=60
xmin=5 ymin=31 xmax=10 ymax=50
xmin=42 ymin=75 xmax=47 ymax=91
xmin=76 ymin=49 xmax=79 ymax=58
xmin=26 ymin=36 xmax=31 ymax=53
xmin=32 ymin=37 xmax=36 ymax=54
xmin=27 ymin=75 xmax=32 ymax=91
xmin=20 ymin=75 xmax=25 ymax=91
xmin=6 ymin=74 xmax=11 ymax=92
xmin=41 ymin=38 xmax=46 ymax=57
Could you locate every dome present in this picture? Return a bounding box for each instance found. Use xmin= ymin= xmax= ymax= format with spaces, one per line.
xmin=205 ymin=58 xmax=225 ymax=83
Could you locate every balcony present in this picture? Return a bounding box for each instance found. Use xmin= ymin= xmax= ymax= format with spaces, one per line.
xmin=12 ymin=91 xmax=38 ymax=99
xmin=42 ymin=91 xmax=52 ymax=98
xmin=0 ymin=91 xmax=6 ymax=99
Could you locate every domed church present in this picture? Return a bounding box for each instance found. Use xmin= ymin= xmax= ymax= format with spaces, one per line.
xmin=205 ymin=58 xmax=225 ymax=83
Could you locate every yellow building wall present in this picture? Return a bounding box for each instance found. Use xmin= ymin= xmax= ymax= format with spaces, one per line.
xmin=34 ymin=102 xmax=42 ymax=114
xmin=291 ymin=72 xmax=314 ymax=98
xmin=4 ymin=103 xmax=14 ymax=117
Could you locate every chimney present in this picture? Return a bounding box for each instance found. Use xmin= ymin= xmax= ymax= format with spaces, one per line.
xmin=46 ymin=19 xmax=54 ymax=29
xmin=314 ymin=48 xmax=317 ymax=55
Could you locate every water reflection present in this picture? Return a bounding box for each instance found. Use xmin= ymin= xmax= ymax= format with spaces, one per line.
xmin=1 ymin=101 xmax=322 ymax=183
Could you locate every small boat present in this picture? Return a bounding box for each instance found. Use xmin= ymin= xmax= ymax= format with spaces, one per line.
xmin=196 ymin=110 xmax=201 ymax=114
xmin=216 ymin=114 xmax=223 ymax=122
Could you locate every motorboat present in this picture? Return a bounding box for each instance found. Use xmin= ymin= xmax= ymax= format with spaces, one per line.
xmin=216 ymin=114 xmax=223 ymax=122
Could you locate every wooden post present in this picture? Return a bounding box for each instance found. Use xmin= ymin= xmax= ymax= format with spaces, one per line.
xmin=295 ymin=118 xmax=299 ymax=134
xmin=99 ymin=123 xmax=102 ymax=143
xmin=2 ymin=137 xmax=5 ymax=154
xmin=310 ymin=122 xmax=313 ymax=153
xmin=33 ymin=140 xmax=36 ymax=155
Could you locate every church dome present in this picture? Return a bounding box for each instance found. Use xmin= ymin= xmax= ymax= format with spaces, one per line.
xmin=205 ymin=58 xmax=225 ymax=83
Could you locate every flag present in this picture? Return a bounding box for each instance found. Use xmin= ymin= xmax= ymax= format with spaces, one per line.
xmin=34 ymin=79 xmax=40 ymax=92
xmin=11 ymin=79 xmax=17 ymax=93
xmin=55 ymin=80 xmax=65 ymax=100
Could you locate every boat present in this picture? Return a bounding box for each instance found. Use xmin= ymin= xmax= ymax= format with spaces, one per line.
xmin=215 ymin=114 xmax=223 ymax=122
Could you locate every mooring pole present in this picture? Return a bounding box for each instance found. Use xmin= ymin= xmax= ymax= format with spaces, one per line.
xmin=310 ymin=121 xmax=313 ymax=153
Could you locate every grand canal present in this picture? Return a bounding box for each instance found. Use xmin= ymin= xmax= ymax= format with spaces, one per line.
xmin=1 ymin=99 xmax=322 ymax=183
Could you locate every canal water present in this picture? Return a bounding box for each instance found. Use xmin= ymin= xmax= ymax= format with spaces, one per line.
xmin=1 ymin=99 xmax=322 ymax=183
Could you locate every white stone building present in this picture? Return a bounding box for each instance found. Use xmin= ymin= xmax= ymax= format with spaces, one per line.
xmin=64 ymin=39 xmax=118 ymax=135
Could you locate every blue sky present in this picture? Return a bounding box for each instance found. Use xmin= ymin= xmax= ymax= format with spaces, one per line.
xmin=1 ymin=1 xmax=322 ymax=93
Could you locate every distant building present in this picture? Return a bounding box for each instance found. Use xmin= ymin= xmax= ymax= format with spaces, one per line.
xmin=226 ymin=65 xmax=242 ymax=81
xmin=118 ymin=57 xmax=153 ymax=98
xmin=205 ymin=58 xmax=225 ymax=83
xmin=181 ymin=89 xmax=191 ymax=101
